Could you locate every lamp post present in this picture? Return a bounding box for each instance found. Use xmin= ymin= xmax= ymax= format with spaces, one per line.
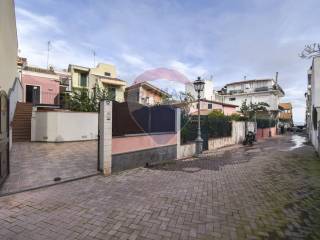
xmin=193 ymin=77 xmax=205 ymax=156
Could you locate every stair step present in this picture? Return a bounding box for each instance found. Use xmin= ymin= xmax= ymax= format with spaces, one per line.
xmin=12 ymin=102 xmax=33 ymax=143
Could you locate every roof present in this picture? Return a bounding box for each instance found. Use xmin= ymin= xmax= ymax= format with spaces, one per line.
xmin=225 ymin=79 xmax=274 ymax=87
xmin=68 ymin=64 xmax=90 ymax=72
xmin=91 ymin=74 xmax=126 ymax=83
xmin=23 ymin=66 xmax=56 ymax=75
xmin=190 ymin=109 xmax=216 ymax=116
xmin=126 ymin=82 xmax=170 ymax=97
xmin=279 ymin=102 xmax=292 ymax=110
xmin=172 ymin=99 xmax=238 ymax=108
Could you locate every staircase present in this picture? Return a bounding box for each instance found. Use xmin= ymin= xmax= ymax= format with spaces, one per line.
xmin=12 ymin=102 xmax=33 ymax=142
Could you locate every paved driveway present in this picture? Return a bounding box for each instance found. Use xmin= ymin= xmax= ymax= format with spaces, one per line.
xmin=0 ymin=141 xmax=98 ymax=195
xmin=0 ymin=134 xmax=320 ymax=239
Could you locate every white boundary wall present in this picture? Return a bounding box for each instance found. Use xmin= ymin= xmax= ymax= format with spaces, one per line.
xmin=31 ymin=111 xmax=98 ymax=142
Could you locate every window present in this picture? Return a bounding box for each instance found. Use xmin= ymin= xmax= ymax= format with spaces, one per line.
xmin=79 ymin=73 xmax=87 ymax=87
xmin=208 ymin=104 xmax=212 ymax=109
xmin=104 ymin=72 xmax=111 ymax=77
xmin=108 ymin=86 xmax=116 ymax=100
xmin=229 ymin=97 xmax=236 ymax=101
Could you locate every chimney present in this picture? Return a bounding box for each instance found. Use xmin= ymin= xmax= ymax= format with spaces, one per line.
xmin=275 ymin=72 xmax=278 ymax=83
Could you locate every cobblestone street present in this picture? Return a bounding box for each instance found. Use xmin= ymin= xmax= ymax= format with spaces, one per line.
xmin=0 ymin=134 xmax=320 ymax=239
xmin=0 ymin=141 xmax=98 ymax=195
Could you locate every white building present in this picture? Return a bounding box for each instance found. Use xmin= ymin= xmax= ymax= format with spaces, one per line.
xmin=185 ymin=80 xmax=214 ymax=100
xmin=306 ymin=56 xmax=320 ymax=153
xmin=215 ymin=79 xmax=285 ymax=112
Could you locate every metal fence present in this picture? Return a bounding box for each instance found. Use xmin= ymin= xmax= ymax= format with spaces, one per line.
xmin=181 ymin=116 xmax=232 ymax=144
xmin=112 ymin=102 xmax=176 ymax=136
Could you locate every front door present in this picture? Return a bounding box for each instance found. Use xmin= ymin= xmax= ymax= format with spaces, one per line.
xmin=26 ymin=85 xmax=40 ymax=104
xmin=0 ymin=91 xmax=9 ymax=187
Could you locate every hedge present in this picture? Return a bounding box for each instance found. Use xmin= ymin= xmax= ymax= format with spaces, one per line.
xmin=181 ymin=111 xmax=232 ymax=144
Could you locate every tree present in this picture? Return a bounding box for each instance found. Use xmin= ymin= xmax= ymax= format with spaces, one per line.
xmin=300 ymin=43 xmax=320 ymax=59
xmin=66 ymin=84 xmax=114 ymax=112
xmin=240 ymin=99 xmax=269 ymax=120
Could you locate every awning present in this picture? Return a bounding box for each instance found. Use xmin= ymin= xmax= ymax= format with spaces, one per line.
xmin=100 ymin=78 xmax=126 ymax=86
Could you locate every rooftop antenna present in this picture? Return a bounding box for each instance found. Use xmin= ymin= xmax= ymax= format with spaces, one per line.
xmin=92 ymin=50 xmax=96 ymax=67
xmin=275 ymin=72 xmax=278 ymax=83
xmin=47 ymin=41 xmax=51 ymax=69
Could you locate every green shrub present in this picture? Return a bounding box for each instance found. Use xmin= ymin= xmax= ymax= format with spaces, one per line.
xmin=181 ymin=110 xmax=233 ymax=143
xmin=229 ymin=113 xmax=248 ymax=121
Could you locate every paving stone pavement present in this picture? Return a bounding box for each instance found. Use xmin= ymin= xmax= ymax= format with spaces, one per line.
xmin=0 ymin=141 xmax=98 ymax=195
xmin=0 ymin=134 xmax=320 ymax=239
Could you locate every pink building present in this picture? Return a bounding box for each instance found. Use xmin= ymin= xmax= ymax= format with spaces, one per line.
xmin=125 ymin=82 xmax=170 ymax=105
xmin=21 ymin=66 xmax=60 ymax=105
xmin=174 ymin=99 xmax=238 ymax=116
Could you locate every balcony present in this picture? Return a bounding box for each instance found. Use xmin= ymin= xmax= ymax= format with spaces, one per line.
xmin=60 ymin=78 xmax=70 ymax=86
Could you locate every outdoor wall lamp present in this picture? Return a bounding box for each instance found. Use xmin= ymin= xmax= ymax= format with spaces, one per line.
xmin=193 ymin=76 xmax=205 ymax=156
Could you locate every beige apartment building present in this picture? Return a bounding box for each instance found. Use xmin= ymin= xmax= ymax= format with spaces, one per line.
xmin=0 ymin=0 xmax=18 ymax=93
xmin=68 ymin=63 xmax=126 ymax=102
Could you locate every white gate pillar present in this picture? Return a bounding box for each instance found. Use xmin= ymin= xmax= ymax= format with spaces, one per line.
xmin=99 ymin=101 xmax=112 ymax=176
xmin=175 ymin=108 xmax=181 ymax=159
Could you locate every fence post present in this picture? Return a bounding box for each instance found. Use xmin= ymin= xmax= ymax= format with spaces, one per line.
xmin=175 ymin=108 xmax=181 ymax=159
xmin=99 ymin=101 xmax=112 ymax=176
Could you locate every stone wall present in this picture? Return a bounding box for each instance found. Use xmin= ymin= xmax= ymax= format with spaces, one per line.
xmin=112 ymin=145 xmax=177 ymax=173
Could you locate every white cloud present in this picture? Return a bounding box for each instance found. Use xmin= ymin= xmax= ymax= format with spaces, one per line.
xmin=15 ymin=0 xmax=320 ymax=123
xmin=169 ymin=60 xmax=208 ymax=80
xmin=15 ymin=7 xmax=61 ymax=34
xmin=121 ymin=53 xmax=150 ymax=70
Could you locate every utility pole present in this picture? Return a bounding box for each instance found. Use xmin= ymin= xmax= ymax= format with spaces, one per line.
xmin=47 ymin=41 xmax=51 ymax=69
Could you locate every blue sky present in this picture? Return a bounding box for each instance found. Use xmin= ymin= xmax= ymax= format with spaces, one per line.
xmin=15 ymin=0 xmax=320 ymax=122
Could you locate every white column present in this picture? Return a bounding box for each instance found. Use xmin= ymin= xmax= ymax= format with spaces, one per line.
xmin=99 ymin=101 xmax=112 ymax=176
xmin=175 ymin=108 xmax=181 ymax=159
xmin=30 ymin=106 xmax=37 ymax=141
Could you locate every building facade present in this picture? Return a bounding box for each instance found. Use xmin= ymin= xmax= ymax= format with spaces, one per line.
xmin=216 ymin=79 xmax=285 ymax=112
xmin=0 ymin=0 xmax=18 ymax=93
xmin=21 ymin=66 xmax=60 ymax=105
xmin=125 ymin=82 xmax=170 ymax=105
xmin=279 ymin=102 xmax=293 ymax=128
xmin=0 ymin=0 xmax=18 ymax=186
xmin=306 ymin=56 xmax=320 ymax=153
xmin=185 ymin=80 xmax=214 ymax=100
xmin=68 ymin=63 xmax=126 ymax=102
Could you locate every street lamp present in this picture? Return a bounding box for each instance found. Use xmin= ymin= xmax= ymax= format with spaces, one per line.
xmin=193 ymin=76 xmax=205 ymax=156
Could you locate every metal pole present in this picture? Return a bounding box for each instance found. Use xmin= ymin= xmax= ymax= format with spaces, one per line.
xmin=254 ymin=111 xmax=257 ymax=134
xmin=195 ymin=90 xmax=203 ymax=156
xmin=269 ymin=111 xmax=272 ymax=137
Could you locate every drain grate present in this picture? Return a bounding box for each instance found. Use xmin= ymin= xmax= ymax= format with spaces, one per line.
xmin=53 ymin=177 xmax=61 ymax=182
